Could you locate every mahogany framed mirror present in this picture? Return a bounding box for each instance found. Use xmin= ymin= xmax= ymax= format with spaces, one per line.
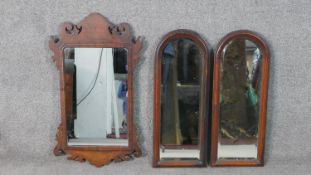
xmin=153 ymin=29 xmax=211 ymax=167
xmin=49 ymin=13 xmax=142 ymax=167
xmin=210 ymin=30 xmax=270 ymax=167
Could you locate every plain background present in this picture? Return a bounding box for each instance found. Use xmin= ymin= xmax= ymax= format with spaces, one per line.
xmin=0 ymin=0 xmax=310 ymax=174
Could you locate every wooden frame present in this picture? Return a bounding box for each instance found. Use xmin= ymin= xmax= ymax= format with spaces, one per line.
xmin=210 ymin=30 xmax=270 ymax=167
xmin=153 ymin=29 xmax=211 ymax=167
xmin=49 ymin=13 xmax=142 ymax=167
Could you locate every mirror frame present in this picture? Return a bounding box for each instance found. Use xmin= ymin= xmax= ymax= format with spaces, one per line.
xmin=49 ymin=13 xmax=142 ymax=167
xmin=153 ymin=29 xmax=211 ymax=167
xmin=210 ymin=30 xmax=270 ymax=167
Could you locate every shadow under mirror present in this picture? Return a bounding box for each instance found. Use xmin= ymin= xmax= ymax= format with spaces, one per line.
xmin=218 ymin=38 xmax=262 ymax=160
xmin=160 ymin=39 xmax=202 ymax=161
xmin=64 ymin=48 xmax=128 ymax=146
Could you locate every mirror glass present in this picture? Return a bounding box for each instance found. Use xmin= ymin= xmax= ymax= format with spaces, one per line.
xmin=218 ymin=38 xmax=262 ymax=160
xmin=160 ymin=39 xmax=202 ymax=160
xmin=64 ymin=48 xmax=128 ymax=146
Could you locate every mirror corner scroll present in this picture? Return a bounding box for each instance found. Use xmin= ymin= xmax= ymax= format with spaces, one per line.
xmin=211 ymin=30 xmax=270 ymax=167
xmin=49 ymin=13 xmax=143 ymax=167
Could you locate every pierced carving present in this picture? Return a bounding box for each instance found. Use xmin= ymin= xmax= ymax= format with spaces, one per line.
xmin=53 ymin=13 xmax=136 ymax=45
xmin=109 ymin=23 xmax=127 ymax=35
xmin=53 ymin=122 xmax=65 ymax=156
xmin=65 ymin=149 xmax=141 ymax=167
xmin=64 ymin=23 xmax=82 ymax=35
xmin=49 ymin=36 xmax=61 ymax=69
xmin=132 ymin=36 xmax=143 ymax=67
xmin=107 ymin=23 xmax=131 ymax=42
xmin=49 ymin=13 xmax=143 ymax=167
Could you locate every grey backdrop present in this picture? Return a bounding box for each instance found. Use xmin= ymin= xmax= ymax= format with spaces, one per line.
xmin=0 ymin=0 xmax=310 ymax=174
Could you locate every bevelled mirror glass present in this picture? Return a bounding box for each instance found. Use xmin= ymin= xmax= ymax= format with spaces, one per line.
xmin=64 ymin=48 xmax=128 ymax=146
xmin=49 ymin=13 xmax=143 ymax=167
xmin=160 ymin=39 xmax=201 ymax=160
xmin=211 ymin=30 xmax=270 ymax=167
xmin=153 ymin=30 xmax=211 ymax=167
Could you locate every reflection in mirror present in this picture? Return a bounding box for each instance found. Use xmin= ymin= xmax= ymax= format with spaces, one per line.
xmin=64 ymin=48 xmax=128 ymax=146
xmin=218 ymin=39 xmax=262 ymax=160
xmin=160 ymin=39 xmax=202 ymax=160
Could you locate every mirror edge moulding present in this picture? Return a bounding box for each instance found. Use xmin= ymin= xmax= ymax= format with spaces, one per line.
xmin=153 ymin=29 xmax=212 ymax=167
xmin=210 ymin=30 xmax=270 ymax=167
xmin=49 ymin=12 xmax=143 ymax=167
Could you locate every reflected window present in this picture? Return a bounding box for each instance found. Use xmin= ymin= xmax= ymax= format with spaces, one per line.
xmin=64 ymin=48 xmax=128 ymax=146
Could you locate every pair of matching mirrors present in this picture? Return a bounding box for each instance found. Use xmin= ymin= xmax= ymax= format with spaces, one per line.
xmin=154 ymin=30 xmax=269 ymax=167
xmin=49 ymin=13 xmax=269 ymax=168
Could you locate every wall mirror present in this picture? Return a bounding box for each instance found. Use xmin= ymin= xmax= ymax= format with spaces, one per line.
xmin=211 ymin=30 xmax=270 ymax=166
xmin=153 ymin=30 xmax=211 ymax=167
xmin=49 ymin=13 xmax=142 ymax=167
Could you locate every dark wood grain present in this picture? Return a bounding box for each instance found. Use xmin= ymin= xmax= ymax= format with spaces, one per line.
xmin=210 ymin=30 xmax=270 ymax=167
xmin=153 ymin=29 xmax=211 ymax=167
xmin=49 ymin=13 xmax=143 ymax=167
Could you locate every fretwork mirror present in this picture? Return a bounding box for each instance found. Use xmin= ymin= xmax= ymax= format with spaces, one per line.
xmin=210 ymin=30 xmax=270 ymax=166
xmin=153 ymin=30 xmax=212 ymax=167
xmin=49 ymin=13 xmax=142 ymax=167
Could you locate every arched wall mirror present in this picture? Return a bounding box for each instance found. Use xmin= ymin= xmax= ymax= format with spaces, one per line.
xmin=153 ymin=30 xmax=211 ymax=167
xmin=49 ymin=13 xmax=143 ymax=167
xmin=210 ymin=30 xmax=270 ymax=166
